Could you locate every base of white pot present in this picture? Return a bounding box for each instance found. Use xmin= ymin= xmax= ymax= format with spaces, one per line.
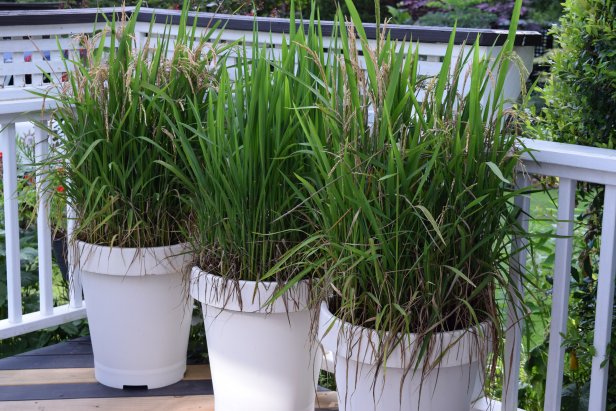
xmin=79 ymin=242 xmax=193 ymax=390
xmin=94 ymin=360 xmax=188 ymax=389
xmin=319 ymin=302 xmax=486 ymax=411
xmin=191 ymin=267 xmax=320 ymax=411
xmin=334 ymin=356 xmax=482 ymax=411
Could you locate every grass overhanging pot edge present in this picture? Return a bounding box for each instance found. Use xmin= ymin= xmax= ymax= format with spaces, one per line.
xmin=319 ymin=300 xmax=493 ymax=371
xmin=189 ymin=266 xmax=312 ymax=314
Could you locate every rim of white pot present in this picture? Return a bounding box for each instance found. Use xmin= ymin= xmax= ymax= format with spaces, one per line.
xmin=319 ymin=301 xmax=490 ymax=369
xmin=190 ymin=266 xmax=310 ymax=314
xmin=76 ymin=241 xmax=192 ymax=276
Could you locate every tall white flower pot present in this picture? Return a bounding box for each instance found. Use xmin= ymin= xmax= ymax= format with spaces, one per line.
xmin=190 ymin=267 xmax=320 ymax=411
xmin=319 ymin=302 xmax=487 ymax=411
xmin=78 ymin=242 xmax=193 ymax=389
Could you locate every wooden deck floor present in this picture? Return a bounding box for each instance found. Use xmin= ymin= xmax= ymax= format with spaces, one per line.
xmin=0 ymin=337 xmax=338 ymax=410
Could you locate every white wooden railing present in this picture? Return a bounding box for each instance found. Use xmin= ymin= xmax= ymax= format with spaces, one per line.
xmin=518 ymin=140 xmax=616 ymax=411
xmin=2 ymin=6 xmax=614 ymax=411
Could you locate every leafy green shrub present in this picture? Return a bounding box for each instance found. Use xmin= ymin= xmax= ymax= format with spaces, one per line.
xmin=390 ymin=0 xmax=558 ymax=29
xmin=526 ymin=0 xmax=562 ymax=26
xmin=541 ymin=0 xmax=615 ymax=148
xmin=414 ymin=8 xmax=497 ymax=28
xmin=208 ymin=0 xmax=396 ymax=20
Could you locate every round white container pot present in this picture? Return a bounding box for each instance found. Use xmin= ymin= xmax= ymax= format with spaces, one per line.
xmin=319 ymin=302 xmax=487 ymax=411
xmin=190 ymin=267 xmax=320 ymax=411
xmin=78 ymin=242 xmax=193 ymax=389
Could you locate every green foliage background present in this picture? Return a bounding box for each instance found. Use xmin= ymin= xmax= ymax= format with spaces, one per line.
xmin=541 ymin=0 xmax=615 ymax=148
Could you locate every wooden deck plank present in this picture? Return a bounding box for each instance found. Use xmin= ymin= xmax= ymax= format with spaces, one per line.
xmin=0 ymin=395 xmax=216 ymax=411
xmin=12 ymin=336 xmax=93 ymax=357
xmin=315 ymin=391 xmax=339 ymax=409
xmin=17 ymin=335 xmax=92 ymax=356
xmin=0 ymin=337 xmax=338 ymax=410
xmin=0 ymin=367 xmax=96 ymax=385
xmin=0 ymin=337 xmax=94 ymax=370
xmin=0 ymin=380 xmax=214 ymax=401
xmin=0 ymin=364 xmax=211 ymax=386
xmin=0 ymin=354 xmax=94 ymax=370
xmin=184 ymin=364 xmax=211 ymax=380
xmin=0 ymin=392 xmax=338 ymax=410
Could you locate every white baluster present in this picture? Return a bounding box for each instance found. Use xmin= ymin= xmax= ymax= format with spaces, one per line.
xmin=35 ymin=124 xmax=53 ymax=317
xmin=543 ymin=178 xmax=576 ymax=411
xmin=502 ymin=173 xmax=531 ymax=411
xmin=588 ymin=185 xmax=616 ymax=411
xmin=0 ymin=122 xmax=22 ymax=324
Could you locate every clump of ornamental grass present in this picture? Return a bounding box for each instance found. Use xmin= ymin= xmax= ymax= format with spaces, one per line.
xmin=287 ymin=0 xmax=530 ymax=377
xmin=159 ymin=6 xmax=328 ymax=284
xmin=39 ymin=2 xmax=222 ymax=248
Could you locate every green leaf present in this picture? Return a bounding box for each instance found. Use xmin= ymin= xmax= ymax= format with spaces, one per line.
xmin=486 ymin=161 xmax=511 ymax=184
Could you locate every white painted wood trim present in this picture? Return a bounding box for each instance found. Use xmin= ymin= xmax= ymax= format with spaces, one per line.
xmin=502 ymin=173 xmax=531 ymax=411
xmin=35 ymin=124 xmax=54 ymax=317
xmin=0 ymin=123 xmax=22 ymax=324
xmin=520 ymin=138 xmax=616 ymax=185
xmin=588 ymin=185 xmax=616 ymax=411
xmin=0 ymin=303 xmax=87 ymax=340
xmin=543 ymin=178 xmax=576 ymax=411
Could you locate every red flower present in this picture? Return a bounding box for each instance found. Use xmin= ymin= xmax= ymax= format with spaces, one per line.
xmin=0 ymin=152 xmax=3 ymax=159
xmin=56 ymin=185 xmax=65 ymax=193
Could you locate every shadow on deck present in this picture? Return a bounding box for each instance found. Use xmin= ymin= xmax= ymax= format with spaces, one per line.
xmin=0 ymin=337 xmax=338 ymax=410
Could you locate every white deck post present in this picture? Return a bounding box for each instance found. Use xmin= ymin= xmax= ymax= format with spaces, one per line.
xmin=0 ymin=122 xmax=22 ymax=324
xmin=502 ymin=173 xmax=531 ymax=411
xmin=543 ymin=178 xmax=576 ymax=411
xmin=588 ymin=185 xmax=616 ymax=411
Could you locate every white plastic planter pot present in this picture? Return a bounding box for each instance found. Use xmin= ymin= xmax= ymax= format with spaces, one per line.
xmin=78 ymin=242 xmax=193 ymax=389
xmin=319 ymin=302 xmax=487 ymax=411
xmin=191 ymin=267 xmax=320 ymax=411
